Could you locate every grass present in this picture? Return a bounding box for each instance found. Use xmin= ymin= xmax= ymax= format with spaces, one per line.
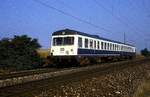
xmin=134 ymin=79 xmax=150 ymax=97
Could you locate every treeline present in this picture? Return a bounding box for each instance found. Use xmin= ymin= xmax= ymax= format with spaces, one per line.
xmin=0 ymin=35 xmax=44 ymax=71
xmin=141 ymin=48 xmax=150 ymax=57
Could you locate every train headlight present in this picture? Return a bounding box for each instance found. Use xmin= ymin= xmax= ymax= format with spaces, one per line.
xmin=71 ymin=49 xmax=73 ymax=52
xmin=66 ymin=51 xmax=69 ymax=55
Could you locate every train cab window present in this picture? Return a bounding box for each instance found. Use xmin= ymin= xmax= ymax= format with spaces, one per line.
xmin=101 ymin=42 xmax=104 ymax=50
xmin=53 ymin=37 xmax=74 ymax=46
xmin=53 ymin=37 xmax=62 ymax=46
xmin=78 ymin=37 xmax=82 ymax=48
xmin=97 ymin=41 xmax=100 ymax=49
xmin=85 ymin=38 xmax=88 ymax=48
xmin=94 ymin=41 xmax=96 ymax=49
xmin=90 ymin=40 xmax=93 ymax=48
xmin=64 ymin=37 xmax=74 ymax=45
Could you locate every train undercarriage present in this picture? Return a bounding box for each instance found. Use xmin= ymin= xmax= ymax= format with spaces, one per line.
xmin=46 ymin=55 xmax=135 ymax=68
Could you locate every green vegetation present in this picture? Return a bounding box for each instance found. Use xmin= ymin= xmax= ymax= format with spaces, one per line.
xmin=141 ymin=48 xmax=150 ymax=57
xmin=0 ymin=35 xmax=43 ymax=71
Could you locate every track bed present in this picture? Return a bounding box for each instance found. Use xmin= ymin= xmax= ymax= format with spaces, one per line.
xmin=0 ymin=58 xmax=149 ymax=97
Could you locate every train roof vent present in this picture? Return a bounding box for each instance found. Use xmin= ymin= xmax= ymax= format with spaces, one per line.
xmin=92 ymin=35 xmax=100 ymax=38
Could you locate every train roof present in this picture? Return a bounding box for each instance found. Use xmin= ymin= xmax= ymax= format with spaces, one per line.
xmin=52 ymin=29 xmax=135 ymax=47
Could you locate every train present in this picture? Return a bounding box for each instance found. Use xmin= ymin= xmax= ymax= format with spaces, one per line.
xmin=50 ymin=29 xmax=136 ymax=66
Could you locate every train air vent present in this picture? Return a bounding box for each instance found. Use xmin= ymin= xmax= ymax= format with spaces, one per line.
xmin=60 ymin=48 xmax=64 ymax=51
xmin=66 ymin=51 xmax=69 ymax=55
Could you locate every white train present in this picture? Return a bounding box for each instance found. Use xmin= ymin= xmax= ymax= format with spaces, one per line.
xmin=51 ymin=29 xmax=136 ymax=65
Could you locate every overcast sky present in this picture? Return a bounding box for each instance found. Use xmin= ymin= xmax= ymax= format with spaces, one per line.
xmin=0 ymin=0 xmax=150 ymax=52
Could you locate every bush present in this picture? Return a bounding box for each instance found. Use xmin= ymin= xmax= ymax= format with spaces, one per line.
xmin=0 ymin=35 xmax=43 ymax=71
xmin=141 ymin=48 xmax=150 ymax=57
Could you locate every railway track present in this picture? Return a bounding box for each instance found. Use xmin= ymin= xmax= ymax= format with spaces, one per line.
xmin=0 ymin=58 xmax=145 ymax=80
xmin=0 ymin=61 xmax=121 ymax=80
xmin=0 ymin=68 xmax=58 ymax=80
xmin=0 ymin=58 xmax=149 ymax=97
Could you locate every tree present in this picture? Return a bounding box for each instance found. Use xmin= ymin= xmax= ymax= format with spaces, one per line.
xmin=0 ymin=35 xmax=42 ymax=70
xmin=141 ymin=48 xmax=150 ymax=57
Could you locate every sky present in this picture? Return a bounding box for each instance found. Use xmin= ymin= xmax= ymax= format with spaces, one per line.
xmin=0 ymin=0 xmax=150 ymax=52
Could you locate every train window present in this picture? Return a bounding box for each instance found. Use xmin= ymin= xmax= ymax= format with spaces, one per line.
xmin=97 ymin=41 xmax=100 ymax=49
xmin=130 ymin=48 xmax=131 ymax=52
xmin=107 ymin=43 xmax=109 ymax=50
xmin=53 ymin=37 xmax=74 ymax=46
xmin=120 ymin=46 xmax=121 ymax=51
xmin=101 ymin=42 xmax=103 ymax=50
xmin=116 ymin=45 xmax=117 ymax=51
xmin=110 ymin=43 xmax=112 ymax=50
xmin=106 ymin=43 xmax=108 ymax=50
xmin=121 ymin=46 xmax=123 ymax=51
xmin=113 ymin=44 xmax=115 ymax=50
xmin=85 ymin=38 xmax=88 ymax=48
xmin=78 ymin=37 xmax=82 ymax=48
xmin=94 ymin=40 xmax=96 ymax=49
xmin=104 ymin=42 xmax=107 ymax=50
xmin=116 ymin=45 xmax=118 ymax=51
xmin=90 ymin=40 xmax=93 ymax=48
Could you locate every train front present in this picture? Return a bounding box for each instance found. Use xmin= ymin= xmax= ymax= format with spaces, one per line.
xmin=50 ymin=31 xmax=77 ymax=57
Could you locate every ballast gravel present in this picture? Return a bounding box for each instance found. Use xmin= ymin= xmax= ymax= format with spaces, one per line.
xmin=35 ymin=61 xmax=150 ymax=97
